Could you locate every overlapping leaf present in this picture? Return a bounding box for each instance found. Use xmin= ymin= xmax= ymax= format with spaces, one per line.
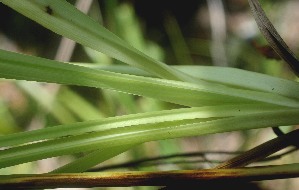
xmin=0 ymin=0 xmax=299 ymax=173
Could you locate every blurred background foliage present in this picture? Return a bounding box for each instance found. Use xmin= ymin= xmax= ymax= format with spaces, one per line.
xmin=0 ymin=0 xmax=298 ymax=189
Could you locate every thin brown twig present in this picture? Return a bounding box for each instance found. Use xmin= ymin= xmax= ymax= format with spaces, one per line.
xmin=1 ymin=163 xmax=299 ymax=189
xmin=215 ymin=129 xmax=299 ymax=169
xmin=88 ymin=147 xmax=297 ymax=171
xmin=88 ymin=151 xmax=243 ymax=171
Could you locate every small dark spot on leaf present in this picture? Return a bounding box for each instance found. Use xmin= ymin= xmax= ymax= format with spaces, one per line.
xmin=60 ymin=135 xmax=72 ymax=139
xmin=46 ymin=6 xmax=53 ymax=15
xmin=238 ymin=109 xmax=241 ymax=112
xmin=272 ymin=88 xmax=275 ymax=91
xmin=86 ymin=131 xmax=95 ymax=134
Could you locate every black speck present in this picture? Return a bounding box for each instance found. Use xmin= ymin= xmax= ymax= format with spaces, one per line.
xmin=238 ymin=109 xmax=241 ymax=112
xmin=86 ymin=131 xmax=95 ymax=134
xmin=272 ymin=88 xmax=275 ymax=91
xmin=46 ymin=6 xmax=53 ymax=15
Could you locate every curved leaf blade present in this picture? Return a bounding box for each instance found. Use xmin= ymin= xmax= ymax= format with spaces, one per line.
xmin=248 ymin=0 xmax=299 ymax=76
xmin=1 ymin=50 xmax=299 ymax=108
xmin=0 ymin=0 xmax=194 ymax=82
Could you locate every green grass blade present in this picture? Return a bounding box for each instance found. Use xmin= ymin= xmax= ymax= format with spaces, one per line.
xmin=87 ymin=64 xmax=299 ymax=101
xmin=57 ymin=87 xmax=105 ymax=120
xmin=0 ymin=109 xmax=299 ymax=169
xmin=0 ymin=100 xmax=20 ymax=135
xmin=51 ymin=144 xmax=136 ymax=173
xmin=164 ymin=14 xmax=193 ymax=65
xmin=17 ymin=81 xmax=77 ymax=124
xmin=178 ymin=66 xmax=299 ymax=100
xmin=1 ymin=50 xmax=299 ymax=108
xmin=0 ymin=104 xmax=283 ymax=147
xmin=0 ymin=0 xmax=195 ymax=82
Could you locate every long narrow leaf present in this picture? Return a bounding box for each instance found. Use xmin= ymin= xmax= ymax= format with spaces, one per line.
xmin=0 ymin=0 xmax=195 ymax=82
xmin=84 ymin=64 xmax=299 ymax=100
xmin=51 ymin=144 xmax=136 ymax=173
xmin=1 ymin=50 xmax=299 ymax=108
xmin=0 ymin=104 xmax=288 ymax=147
xmin=0 ymin=109 xmax=299 ymax=169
